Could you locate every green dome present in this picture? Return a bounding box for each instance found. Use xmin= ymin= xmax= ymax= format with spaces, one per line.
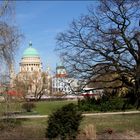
xmin=23 ymin=43 xmax=39 ymax=57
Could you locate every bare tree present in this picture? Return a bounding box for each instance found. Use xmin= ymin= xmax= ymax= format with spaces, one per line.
xmin=56 ymin=0 xmax=140 ymax=107
xmin=14 ymin=74 xmax=30 ymax=100
xmin=0 ymin=0 xmax=21 ymax=69
xmin=29 ymin=72 xmax=50 ymax=100
xmin=15 ymin=71 xmax=51 ymax=101
xmin=0 ymin=1 xmax=22 ymax=116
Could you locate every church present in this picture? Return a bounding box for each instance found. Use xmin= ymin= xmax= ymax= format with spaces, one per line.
xmin=11 ymin=42 xmax=79 ymax=99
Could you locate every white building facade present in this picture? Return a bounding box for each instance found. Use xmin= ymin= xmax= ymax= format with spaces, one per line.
xmin=52 ymin=65 xmax=79 ymax=94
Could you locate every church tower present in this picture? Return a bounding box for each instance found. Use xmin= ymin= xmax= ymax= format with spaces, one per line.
xmin=56 ymin=63 xmax=67 ymax=78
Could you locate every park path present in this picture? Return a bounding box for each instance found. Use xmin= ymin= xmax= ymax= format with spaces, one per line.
xmin=2 ymin=110 xmax=140 ymax=119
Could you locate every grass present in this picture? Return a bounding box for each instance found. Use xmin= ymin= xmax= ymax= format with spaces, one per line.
xmin=11 ymin=113 xmax=139 ymax=139
xmin=0 ymin=101 xmax=22 ymax=116
xmin=0 ymin=99 xmax=139 ymax=139
xmin=81 ymin=114 xmax=140 ymax=133
xmin=0 ymin=100 xmax=77 ymax=115
xmin=34 ymin=100 xmax=77 ymax=115
xmin=0 ymin=100 xmax=139 ymax=115
xmin=0 ymin=103 xmax=139 ymax=139
xmin=20 ymin=113 xmax=140 ymax=133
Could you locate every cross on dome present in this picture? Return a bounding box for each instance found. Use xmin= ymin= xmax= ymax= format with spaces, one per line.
xmin=29 ymin=41 xmax=32 ymax=47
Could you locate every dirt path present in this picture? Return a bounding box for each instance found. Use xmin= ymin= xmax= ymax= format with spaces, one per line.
xmin=83 ymin=110 xmax=140 ymax=116
xmin=2 ymin=110 xmax=140 ymax=119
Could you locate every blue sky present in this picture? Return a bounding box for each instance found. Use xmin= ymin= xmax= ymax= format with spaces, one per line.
xmin=15 ymin=1 xmax=96 ymax=73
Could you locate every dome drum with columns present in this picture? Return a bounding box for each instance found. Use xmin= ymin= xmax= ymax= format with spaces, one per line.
xmin=19 ymin=42 xmax=42 ymax=72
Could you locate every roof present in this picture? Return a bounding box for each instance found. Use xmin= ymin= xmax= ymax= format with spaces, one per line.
xmin=56 ymin=66 xmax=65 ymax=69
xmin=23 ymin=42 xmax=39 ymax=57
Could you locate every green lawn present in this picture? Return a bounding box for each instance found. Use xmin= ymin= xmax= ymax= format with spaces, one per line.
xmin=34 ymin=100 xmax=77 ymax=115
xmin=0 ymin=100 xmax=77 ymax=115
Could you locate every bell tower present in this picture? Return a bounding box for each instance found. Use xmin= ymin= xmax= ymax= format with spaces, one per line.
xmin=56 ymin=63 xmax=67 ymax=78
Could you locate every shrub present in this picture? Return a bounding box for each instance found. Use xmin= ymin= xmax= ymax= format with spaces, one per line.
xmin=78 ymin=95 xmax=131 ymax=112
xmin=22 ymin=102 xmax=36 ymax=112
xmin=46 ymin=103 xmax=83 ymax=140
xmin=78 ymin=97 xmax=97 ymax=112
xmin=99 ymin=97 xmax=124 ymax=112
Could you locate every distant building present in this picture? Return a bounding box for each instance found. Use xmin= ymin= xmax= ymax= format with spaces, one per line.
xmin=8 ymin=42 xmax=80 ymax=99
xmin=81 ymin=87 xmax=103 ymax=99
xmin=52 ymin=64 xmax=79 ymax=94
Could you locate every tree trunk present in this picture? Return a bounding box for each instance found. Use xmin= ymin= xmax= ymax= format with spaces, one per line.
xmin=135 ymin=64 xmax=140 ymax=109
